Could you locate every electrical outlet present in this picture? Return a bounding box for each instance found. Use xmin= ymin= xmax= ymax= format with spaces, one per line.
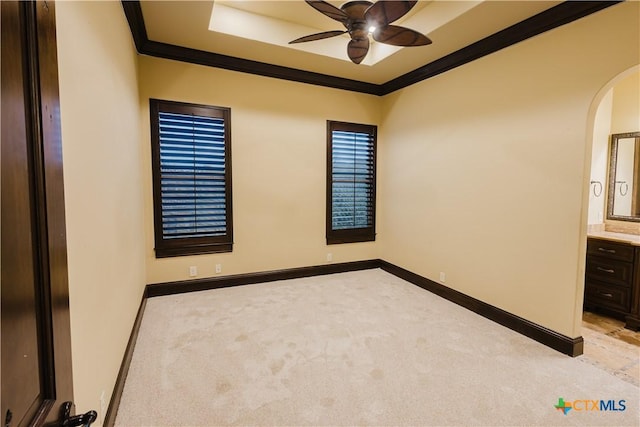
xmin=327 ymin=253 xmax=332 ymax=262
xmin=439 ymin=272 xmax=446 ymax=283
xmin=189 ymin=266 xmax=197 ymax=277
xmin=215 ymin=263 xmax=222 ymax=274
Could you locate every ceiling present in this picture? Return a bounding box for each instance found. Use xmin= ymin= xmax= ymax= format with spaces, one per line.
xmin=130 ymin=1 xmax=616 ymax=93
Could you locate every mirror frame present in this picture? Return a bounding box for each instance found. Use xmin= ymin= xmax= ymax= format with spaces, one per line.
xmin=607 ymin=131 xmax=640 ymax=222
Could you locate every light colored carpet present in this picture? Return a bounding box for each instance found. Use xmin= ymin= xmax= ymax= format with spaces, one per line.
xmin=115 ymin=269 xmax=639 ymax=426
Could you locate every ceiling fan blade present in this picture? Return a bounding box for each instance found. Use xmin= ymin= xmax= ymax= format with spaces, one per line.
xmin=365 ymin=0 xmax=417 ymax=26
xmin=373 ymin=24 xmax=431 ymax=46
xmin=347 ymin=38 xmax=370 ymax=64
xmin=289 ymin=30 xmax=347 ymax=44
xmin=305 ymin=0 xmax=349 ymax=23
xmin=341 ymin=1 xmax=373 ymax=20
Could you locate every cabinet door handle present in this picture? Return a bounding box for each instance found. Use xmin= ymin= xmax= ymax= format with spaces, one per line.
xmin=598 ymin=292 xmax=613 ymax=298
xmin=596 ymin=266 xmax=615 ymax=274
xmin=597 ymin=247 xmax=616 ymax=254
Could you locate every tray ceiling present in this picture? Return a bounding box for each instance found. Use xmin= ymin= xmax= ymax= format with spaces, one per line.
xmin=126 ymin=1 xmax=620 ymax=93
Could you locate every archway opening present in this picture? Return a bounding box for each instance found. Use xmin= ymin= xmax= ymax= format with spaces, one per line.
xmin=579 ymin=65 xmax=639 ymax=386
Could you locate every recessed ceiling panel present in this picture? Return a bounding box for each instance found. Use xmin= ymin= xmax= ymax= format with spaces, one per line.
xmin=140 ymin=1 xmax=563 ymax=84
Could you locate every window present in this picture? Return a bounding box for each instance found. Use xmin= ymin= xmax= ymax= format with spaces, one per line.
xmin=150 ymin=99 xmax=233 ymax=257
xmin=326 ymin=121 xmax=377 ymax=244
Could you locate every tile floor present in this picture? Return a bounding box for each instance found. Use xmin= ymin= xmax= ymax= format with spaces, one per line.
xmin=580 ymin=311 xmax=640 ymax=386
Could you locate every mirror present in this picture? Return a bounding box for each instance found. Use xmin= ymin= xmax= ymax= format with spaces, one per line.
xmin=607 ymin=132 xmax=640 ymax=221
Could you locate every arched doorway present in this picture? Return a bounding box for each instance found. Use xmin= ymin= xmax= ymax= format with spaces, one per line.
xmin=579 ymin=65 xmax=640 ymax=386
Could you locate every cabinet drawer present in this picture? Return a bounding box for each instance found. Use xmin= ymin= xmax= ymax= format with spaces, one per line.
xmin=585 ymin=281 xmax=631 ymax=313
xmin=585 ymin=255 xmax=633 ymax=287
xmin=587 ymin=239 xmax=635 ymax=262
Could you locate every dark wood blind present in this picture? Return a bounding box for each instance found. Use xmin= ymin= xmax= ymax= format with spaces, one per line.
xmin=159 ymin=112 xmax=227 ymax=238
xmin=327 ymin=121 xmax=376 ymax=244
xmin=151 ymin=99 xmax=232 ymax=257
xmin=331 ymin=130 xmax=374 ymax=229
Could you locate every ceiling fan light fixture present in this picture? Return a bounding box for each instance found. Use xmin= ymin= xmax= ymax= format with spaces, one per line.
xmin=291 ymin=0 xmax=430 ymax=64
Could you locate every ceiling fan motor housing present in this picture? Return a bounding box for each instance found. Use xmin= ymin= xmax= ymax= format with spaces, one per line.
xmin=341 ymin=1 xmax=375 ymax=41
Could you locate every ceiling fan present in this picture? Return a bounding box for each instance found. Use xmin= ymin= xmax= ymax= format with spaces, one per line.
xmin=289 ymin=0 xmax=432 ymax=64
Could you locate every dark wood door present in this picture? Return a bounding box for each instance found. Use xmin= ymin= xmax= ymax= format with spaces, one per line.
xmin=1 ymin=1 xmax=74 ymax=426
xmin=1 ymin=0 xmax=45 ymax=424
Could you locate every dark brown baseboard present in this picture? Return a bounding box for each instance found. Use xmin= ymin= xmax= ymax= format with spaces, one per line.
xmin=106 ymin=258 xmax=584 ymax=425
xmin=103 ymin=290 xmax=148 ymax=427
xmin=624 ymin=315 xmax=640 ymax=331
xmin=146 ymin=259 xmax=381 ymax=297
xmin=379 ymin=260 xmax=584 ymax=357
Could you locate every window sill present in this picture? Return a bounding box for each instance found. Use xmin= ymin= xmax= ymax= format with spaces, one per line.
xmin=326 ymin=234 xmax=375 ymax=245
xmin=155 ymin=243 xmax=232 ymax=258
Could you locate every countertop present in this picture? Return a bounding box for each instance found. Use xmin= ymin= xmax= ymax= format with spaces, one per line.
xmin=587 ymin=230 xmax=640 ymax=246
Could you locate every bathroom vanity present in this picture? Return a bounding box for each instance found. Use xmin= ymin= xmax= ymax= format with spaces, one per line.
xmin=585 ymin=234 xmax=640 ymax=330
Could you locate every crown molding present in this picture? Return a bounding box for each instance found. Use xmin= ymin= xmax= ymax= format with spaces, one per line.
xmin=122 ymin=1 xmax=621 ymax=96
xmin=121 ymin=1 xmax=381 ymax=95
xmin=380 ymin=0 xmax=622 ymax=94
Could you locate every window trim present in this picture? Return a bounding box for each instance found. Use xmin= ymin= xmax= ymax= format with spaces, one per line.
xmin=326 ymin=120 xmax=377 ymax=245
xmin=150 ymin=98 xmax=233 ymax=258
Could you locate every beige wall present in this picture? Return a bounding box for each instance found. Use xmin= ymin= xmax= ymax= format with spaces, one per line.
xmin=378 ymin=1 xmax=639 ymax=338
xmin=57 ymin=1 xmax=146 ymax=423
xmin=587 ymin=89 xmax=612 ymax=225
xmin=612 ymin=71 xmax=640 ymax=134
xmin=608 ymin=71 xmax=640 ymax=226
xmin=139 ymin=57 xmax=381 ymax=284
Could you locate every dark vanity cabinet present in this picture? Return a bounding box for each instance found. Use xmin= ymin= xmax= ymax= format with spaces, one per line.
xmin=585 ymin=238 xmax=640 ymax=330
